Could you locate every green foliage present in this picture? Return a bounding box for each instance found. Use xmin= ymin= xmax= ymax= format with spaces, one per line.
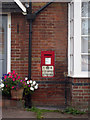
xmin=2 ymin=87 xmax=11 ymax=98
xmin=63 ymin=107 xmax=86 ymax=115
xmin=25 ymin=106 xmax=86 ymax=119
xmin=26 ymin=107 xmax=60 ymax=119
xmin=24 ymin=88 xmax=33 ymax=96
xmin=26 ymin=107 xmax=42 ymax=119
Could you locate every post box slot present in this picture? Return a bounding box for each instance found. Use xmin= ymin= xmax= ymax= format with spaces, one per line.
xmin=44 ymin=54 xmax=52 ymax=56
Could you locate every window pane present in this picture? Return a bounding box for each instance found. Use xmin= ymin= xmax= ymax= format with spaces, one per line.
xmin=82 ymin=19 xmax=88 ymax=35
xmin=88 ymin=2 xmax=90 ymax=17
xmin=81 ymin=37 xmax=88 ymax=53
xmin=70 ymin=20 xmax=74 ymax=37
xmin=81 ymin=55 xmax=88 ymax=71
xmin=88 ymin=56 xmax=90 ymax=71
xmin=70 ymin=56 xmax=74 ymax=73
xmin=81 ymin=55 xmax=89 ymax=71
xmin=88 ymin=19 xmax=90 ymax=34
xmin=0 ymin=44 xmax=2 ymax=54
xmin=0 ymin=33 xmax=2 ymax=44
xmin=70 ymin=3 xmax=74 ymax=19
xmin=82 ymin=2 xmax=88 ymax=17
xmin=70 ymin=38 xmax=74 ymax=54
xmin=88 ymin=37 xmax=90 ymax=53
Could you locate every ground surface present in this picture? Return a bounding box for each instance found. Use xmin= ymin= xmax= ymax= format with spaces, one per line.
xmin=1 ymin=99 xmax=89 ymax=119
xmin=1 ymin=108 xmax=88 ymax=119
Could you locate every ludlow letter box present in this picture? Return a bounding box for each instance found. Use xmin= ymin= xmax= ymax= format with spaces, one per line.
xmin=41 ymin=51 xmax=55 ymax=77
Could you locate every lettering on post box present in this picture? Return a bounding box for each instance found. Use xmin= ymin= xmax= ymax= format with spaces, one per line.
xmin=41 ymin=51 xmax=55 ymax=77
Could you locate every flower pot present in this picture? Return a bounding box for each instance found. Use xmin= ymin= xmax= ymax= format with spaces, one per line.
xmin=11 ymin=88 xmax=23 ymax=100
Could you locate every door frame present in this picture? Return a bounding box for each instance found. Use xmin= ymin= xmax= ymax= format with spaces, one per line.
xmin=7 ymin=13 xmax=11 ymax=73
xmin=2 ymin=13 xmax=11 ymax=73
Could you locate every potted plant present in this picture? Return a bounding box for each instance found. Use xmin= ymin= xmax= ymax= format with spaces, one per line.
xmin=23 ymin=77 xmax=38 ymax=108
xmin=2 ymin=70 xmax=24 ymax=99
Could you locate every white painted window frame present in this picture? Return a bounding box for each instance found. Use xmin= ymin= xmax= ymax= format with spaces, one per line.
xmin=68 ymin=0 xmax=89 ymax=78
xmin=2 ymin=13 xmax=11 ymax=73
xmin=7 ymin=13 xmax=11 ymax=73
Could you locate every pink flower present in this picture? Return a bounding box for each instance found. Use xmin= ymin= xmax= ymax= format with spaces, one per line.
xmin=28 ymin=85 xmax=30 ymax=87
xmin=10 ymin=75 xmax=12 ymax=78
xmin=16 ymin=73 xmax=18 ymax=75
xmin=13 ymin=78 xmax=15 ymax=81
xmin=20 ymin=80 xmax=22 ymax=82
xmin=6 ymin=85 xmax=7 ymax=87
xmin=12 ymin=86 xmax=14 ymax=89
xmin=11 ymin=73 xmax=13 ymax=75
xmin=16 ymin=76 xmax=20 ymax=80
xmin=13 ymin=70 xmax=15 ymax=74
xmin=14 ymin=75 xmax=17 ymax=78
xmin=8 ymin=72 xmax=11 ymax=74
xmin=18 ymin=76 xmax=20 ymax=79
xmin=4 ymin=76 xmax=7 ymax=79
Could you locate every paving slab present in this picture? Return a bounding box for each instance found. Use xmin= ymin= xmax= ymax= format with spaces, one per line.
xmin=1 ymin=107 xmax=89 ymax=120
xmin=42 ymin=112 xmax=88 ymax=119
xmin=2 ymin=108 xmax=36 ymax=118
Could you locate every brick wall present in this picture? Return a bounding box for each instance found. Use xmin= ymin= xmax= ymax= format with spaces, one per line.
xmin=31 ymin=3 xmax=68 ymax=107
xmin=11 ymin=2 xmax=90 ymax=110
xmin=71 ymin=78 xmax=90 ymax=111
xmin=11 ymin=2 xmax=68 ymax=107
xmin=11 ymin=13 xmax=28 ymax=78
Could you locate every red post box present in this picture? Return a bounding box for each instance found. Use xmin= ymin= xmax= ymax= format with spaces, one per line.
xmin=41 ymin=51 xmax=55 ymax=77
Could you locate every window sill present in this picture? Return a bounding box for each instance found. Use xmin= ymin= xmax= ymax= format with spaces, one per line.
xmin=68 ymin=73 xmax=90 ymax=78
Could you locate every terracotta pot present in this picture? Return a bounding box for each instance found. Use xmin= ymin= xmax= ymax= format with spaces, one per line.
xmin=11 ymin=88 xmax=23 ymax=100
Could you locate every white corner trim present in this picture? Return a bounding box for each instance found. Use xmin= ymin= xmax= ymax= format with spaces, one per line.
xmin=14 ymin=0 xmax=26 ymax=13
xmin=7 ymin=13 xmax=11 ymax=73
xmin=68 ymin=3 xmax=70 ymax=76
xmin=74 ymin=1 xmax=81 ymax=76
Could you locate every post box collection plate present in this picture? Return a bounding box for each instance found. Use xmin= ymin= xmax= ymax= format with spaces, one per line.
xmin=41 ymin=51 xmax=55 ymax=77
xmin=42 ymin=66 xmax=54 ymax=77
